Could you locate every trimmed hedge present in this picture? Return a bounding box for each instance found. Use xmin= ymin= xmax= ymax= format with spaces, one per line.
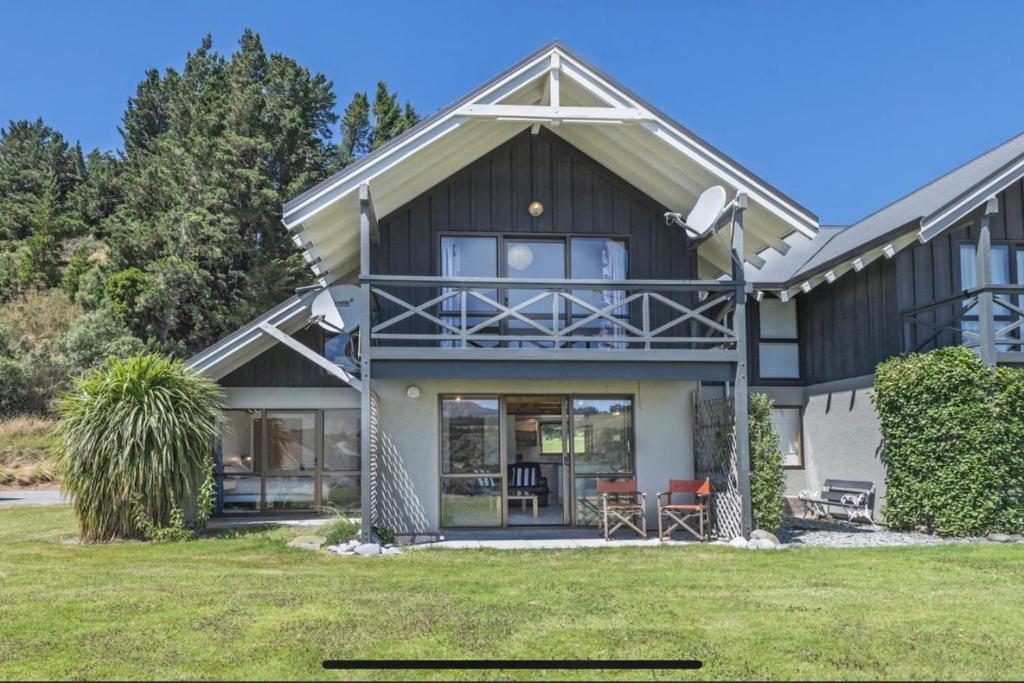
xmin=873 ymin=346 xmax=1024 ymax=536
xmin=749 ymin=393 xmax=786 ymax=532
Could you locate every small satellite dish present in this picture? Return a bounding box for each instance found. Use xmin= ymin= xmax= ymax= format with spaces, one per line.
xmin=664 ymin=185 xmax=729 ymax=240
xmin=685 ymin=186 xmax=728 ymax=238
xmin=310 ymin=284 xmax=363 ymax=334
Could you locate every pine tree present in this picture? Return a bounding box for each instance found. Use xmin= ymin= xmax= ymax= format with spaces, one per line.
xmin=338 ymin=92 xmax=370 ymax=167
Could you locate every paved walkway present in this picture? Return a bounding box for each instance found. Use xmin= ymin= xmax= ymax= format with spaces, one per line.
xmin=0 ymin=489 xmax=67 ymax=507
xmin=415 ymin=528 xmax=697 ymax=550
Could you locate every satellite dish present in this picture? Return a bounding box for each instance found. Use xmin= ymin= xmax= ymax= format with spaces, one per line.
xmin=684 ymin=185 xmax=728 ymax=238
xmin=664 ymin=185 xmax=730 ymax=241
xmin=310 ymin=284 xmax=363 ymax=334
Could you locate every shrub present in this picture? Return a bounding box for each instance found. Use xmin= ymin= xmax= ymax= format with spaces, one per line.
xmin=749 ymin=393 xmax=786 ymax=532
xmin=321 ymin=516 xmax=362 ymax=546
xmin=874 ymin=346 xmax=1024 ymax=536
xmin=57 ymin=309 xmax=144 ymax=377
xmin=55 ymin=353 xmax=223 ymax=542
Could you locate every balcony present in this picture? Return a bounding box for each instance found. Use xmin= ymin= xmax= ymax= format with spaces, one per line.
xmin=900 ymin=284 xmax=1024 ymax=364
xmin=362 ymin=275 xmax=742 ymax=370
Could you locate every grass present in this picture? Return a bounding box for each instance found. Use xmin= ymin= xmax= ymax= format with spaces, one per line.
xmin=1 ymin=506 xmax=1023 ymax=681
xmin=0 ymin=416 xmax=57 ymax=486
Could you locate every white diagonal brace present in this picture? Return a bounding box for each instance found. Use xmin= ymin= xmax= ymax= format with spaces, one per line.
xmin=257 ymin=322 xmax=362 ymax=392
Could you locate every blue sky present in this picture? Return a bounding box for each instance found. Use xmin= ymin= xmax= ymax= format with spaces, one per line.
xmin=3 ymin=1 xmax=1024 ymax=225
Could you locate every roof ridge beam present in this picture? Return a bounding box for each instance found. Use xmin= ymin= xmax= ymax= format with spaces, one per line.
xmin=456 ymin=104 xmax=652 ymax=122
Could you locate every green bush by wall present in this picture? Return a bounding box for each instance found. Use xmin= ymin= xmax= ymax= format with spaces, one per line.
xmin=749 ymin=393 xmax=786 ymax=533
xmin=873 ymin=346 xmax=1024 ymax=536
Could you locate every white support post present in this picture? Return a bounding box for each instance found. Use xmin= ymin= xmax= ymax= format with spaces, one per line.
xmin=976 ymin=196 xmax=999 ymax=367
xmin=731 ymin=192 xmax=753 ymax=536
xmin=358 ymin=183 xmax=374 ymax=540
xmin=549 ymin=52 xmax=561 ymax=107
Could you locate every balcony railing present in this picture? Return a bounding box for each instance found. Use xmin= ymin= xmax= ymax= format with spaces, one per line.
xmin=900 ymin=284 xmax=1024 ymax=361
xmin=362 ymin=275 xmax=740 ymax=359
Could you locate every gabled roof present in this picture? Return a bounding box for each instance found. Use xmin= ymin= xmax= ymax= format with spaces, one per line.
xmin=282 ymin=40 xmax=819 ymax=282
xmin=754 ymin=130 xmax=1024 ymax=297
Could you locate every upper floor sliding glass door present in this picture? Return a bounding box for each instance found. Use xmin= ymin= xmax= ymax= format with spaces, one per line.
xmin=438 ymin=234 xmax=629 ymax=348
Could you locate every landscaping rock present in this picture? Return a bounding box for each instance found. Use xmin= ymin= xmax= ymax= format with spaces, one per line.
xmin=750 ymin=529 xmax=780 ymax=545
xmin=287 ymin=535 xmax=327 ymax=551
xmin=747 ymin=537 xmax=777 ymax=550
xmin=354 ymin=542 xmax=382 ymax=556
xmin=727 ymin=536 xmax=749 ymax=548
xmin=382 ymin=546 xmax=403 ymax=556
xmin=987 ymin=533 xmax=1014 ymax=543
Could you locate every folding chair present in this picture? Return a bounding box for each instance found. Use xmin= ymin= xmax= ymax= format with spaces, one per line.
xmin=597 ymin=478 xmax=647 ymax=540
xmin=657 ymin=479 xmax=711 ymax=541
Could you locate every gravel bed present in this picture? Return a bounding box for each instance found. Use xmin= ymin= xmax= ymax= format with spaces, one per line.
xmin=777 ymin=517 xmax=987 ymax=548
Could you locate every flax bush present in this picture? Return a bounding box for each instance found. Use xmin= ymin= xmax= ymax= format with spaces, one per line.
xmin=873 ymin=346 xmax=1024 ymax=536
xmin=55 ymin=353 xmax=223 ymax=542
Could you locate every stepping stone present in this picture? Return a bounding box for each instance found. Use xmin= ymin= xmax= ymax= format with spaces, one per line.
xmin=287 ymin=535 xmax=327 ymax=551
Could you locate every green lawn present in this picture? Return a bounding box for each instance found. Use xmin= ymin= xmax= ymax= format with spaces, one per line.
xmin=2 ymin=507 xmax=1023 ymax=681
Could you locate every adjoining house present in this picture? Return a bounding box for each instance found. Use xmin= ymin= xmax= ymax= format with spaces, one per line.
xmin=187 ymin=41 xmax=1024 ymax=536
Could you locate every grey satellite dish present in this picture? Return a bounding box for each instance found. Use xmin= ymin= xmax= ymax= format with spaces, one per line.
xmin=310 ymin=284 xmax=363 ymax=333
xmin=664 ymin=185 xmax=729 ymax=240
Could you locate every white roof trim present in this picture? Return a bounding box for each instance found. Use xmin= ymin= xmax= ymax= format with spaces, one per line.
xmin=919 ymin=156 xmax=1024 ymax=242
xmin=279 ymin=42 xmax=819 ymax=280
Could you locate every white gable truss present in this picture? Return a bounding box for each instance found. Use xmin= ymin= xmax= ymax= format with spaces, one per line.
xmin=282 ymin=41 xmax=819 ymax=284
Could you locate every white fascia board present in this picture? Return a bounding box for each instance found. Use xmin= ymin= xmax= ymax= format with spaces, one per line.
xmin=552 ymin=49 xmax=817 ymax=234
xmin=920 ymin=156 xmax=1024 ymax=242
xmin=283 ymin=115 xmax=469 ymax=229
xmin=186 ymin=294 xmax=315 ymax=378
xmin=643 ymin=121 xmax=817 ymax=237
xmin=282 ymin=53 xmax=555 ymax=228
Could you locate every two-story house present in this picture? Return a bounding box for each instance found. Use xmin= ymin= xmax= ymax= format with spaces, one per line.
xmin=187 ymin=42 xmax=1024 ymax=537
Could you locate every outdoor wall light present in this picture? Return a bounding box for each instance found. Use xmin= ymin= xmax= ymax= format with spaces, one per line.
xmin=528 ymin=200 xmax=544 ymax=217
xmin=507 ymin=243 xmax=535 ymax=271
xmin=406 ymin=385 xmax=421 ymax=399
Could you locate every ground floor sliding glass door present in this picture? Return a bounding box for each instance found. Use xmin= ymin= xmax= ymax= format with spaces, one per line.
xmin=216 ymin=408 xmax=361 ymax=515
xmin=438 ymin=394 xmax=634 ymax=529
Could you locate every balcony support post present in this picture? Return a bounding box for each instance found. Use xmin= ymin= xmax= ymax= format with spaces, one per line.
xmin=976 ymin=196 xmax=999 ymax=368
xmin=359 ymin=183 xmax=375 ymax=540
xmin=731 ymin=192 xmax=753 ymax=536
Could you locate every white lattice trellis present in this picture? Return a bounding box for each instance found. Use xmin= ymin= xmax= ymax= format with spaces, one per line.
xmin=693 ymin=394 xmax=742 ymax=539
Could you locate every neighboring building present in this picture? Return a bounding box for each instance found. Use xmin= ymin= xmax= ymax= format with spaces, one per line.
xmin=187 ymin=41 xmax=1024 ymax=534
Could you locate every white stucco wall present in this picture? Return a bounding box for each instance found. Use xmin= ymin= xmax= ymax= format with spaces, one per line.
xmin=373 ymin=378 xmax=697 ymax=533
xmin=755 ymin=374 xmax=886 ymax=514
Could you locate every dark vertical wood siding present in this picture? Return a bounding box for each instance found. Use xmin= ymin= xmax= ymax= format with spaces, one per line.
xmin=370 ymin=128 xmax=697 ymax=339
xmin=751 ymin=178 xmax=1024 ymax=385
xmin=373 ymin=128 xmax=694 ymax=277
xmin=898 ymin=178 xmax=1024 ymax=354
xmin=749 ymin=257 xmax=901 ymax=385
xmin=220 ymin=327 xmax=345 ymax=388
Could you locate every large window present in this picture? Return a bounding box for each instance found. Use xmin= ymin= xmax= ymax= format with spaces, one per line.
xmin=758 ymin=299 xmax=800 ymax=380
xmin=440 ymin=397 xmax=502 ymax=527
xmin=216 ymin=409 xmax=361 ymax=514
xmin=439 ymin=234 xmax=628 ymax=348
xmin=769 ymin=407 xmax=803 ymax=468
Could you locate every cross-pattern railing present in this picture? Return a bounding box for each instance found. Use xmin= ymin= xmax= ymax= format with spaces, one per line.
xmin=364 ymin=275 xmax=740 ymax=353
xmin=901 ymin=284 xmax=1024 ymax=357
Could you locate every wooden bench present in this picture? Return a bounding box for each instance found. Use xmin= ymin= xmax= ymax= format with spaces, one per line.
xmin=798 ymin=479 xmax=875 ymax=523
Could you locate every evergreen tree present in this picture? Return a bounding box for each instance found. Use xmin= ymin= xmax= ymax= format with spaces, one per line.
xmin=105 ymin=31 xmax=340 ymax=351
xmin=338 ymin=92 xmax=370 ymax=167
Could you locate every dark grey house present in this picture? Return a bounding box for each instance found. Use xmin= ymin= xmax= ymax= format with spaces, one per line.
xmin=186 ymin=42 xmax=1024 ymax=535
